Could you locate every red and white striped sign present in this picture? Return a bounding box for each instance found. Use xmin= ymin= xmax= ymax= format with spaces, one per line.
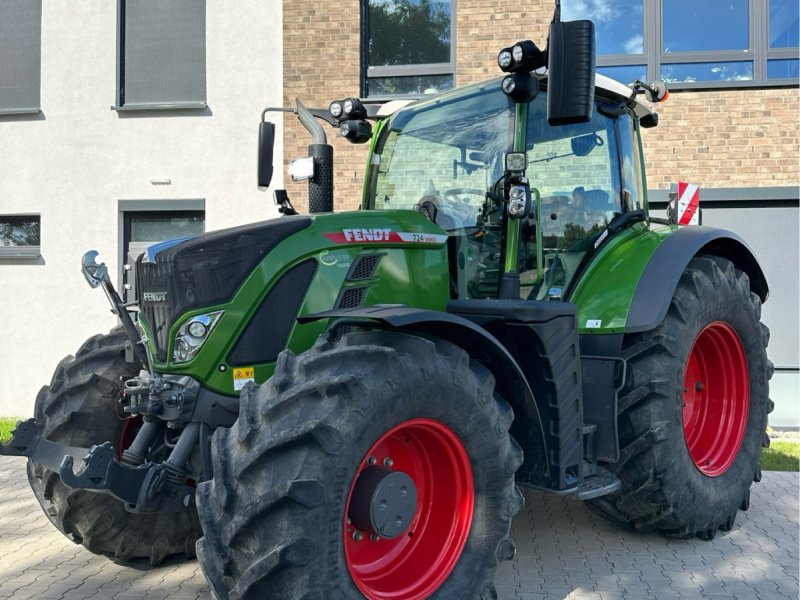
xmin=676 ymin=181 xmax=700 ymax=225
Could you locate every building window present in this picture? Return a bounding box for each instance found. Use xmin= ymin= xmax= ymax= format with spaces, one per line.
xmin=0 ymin=0 xmax=42 ymax=114
xmin=121 ymin=209 xmax=204 ymax=301
xmin=0 ymin=215 xmax=41 ymax=258
xmin=564 ymin=0 xmax=799 ymax=89
xmin=362 ymin=0 xmax=454 ymax=98
xmin=115 ymin=0 xmax=207 ymax=110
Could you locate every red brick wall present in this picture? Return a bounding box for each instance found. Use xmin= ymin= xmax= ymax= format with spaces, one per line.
xmin=284 ymin=2 xmax=799 ymax=211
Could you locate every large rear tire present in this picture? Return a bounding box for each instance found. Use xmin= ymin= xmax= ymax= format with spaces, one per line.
xmin=588 ymin=255 xmax=772 ymax=539
xmin=196 ymin=330 xmax=523 ymax=599
xmin=26 ymin=329 xmax=202 ymax=564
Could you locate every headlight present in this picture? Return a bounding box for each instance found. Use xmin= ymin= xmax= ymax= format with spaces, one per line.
xmin=497 ymin=49 xmax=513 ymax=70
xmin=329 ymin=101 xmax=343 ymax=119
xmin=173 ymin=311 xmax=223 ymax=364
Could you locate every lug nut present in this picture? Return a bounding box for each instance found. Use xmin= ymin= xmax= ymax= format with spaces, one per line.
xmin=367 ymin=456 xmax=376 ymax=466
xmin=383 ymin=457 xmax=393 ymax=468
xmin=352 ymin=531 xmax=363 ymax=542
xmin=370 ymin=534 xmax=380 ymax=542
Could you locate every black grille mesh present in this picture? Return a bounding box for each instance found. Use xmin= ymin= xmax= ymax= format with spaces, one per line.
xmin=336 ymin=287 xmax=367 ymax=309
xmin=347 ymin=254 xmax=381 ymax=281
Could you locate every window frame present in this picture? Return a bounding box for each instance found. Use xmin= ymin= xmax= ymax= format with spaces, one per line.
xmin=0 ymin=0 xmax=42 ymax=115
xmin=118 ymin=199 xmax=205 ymax=298
xmin=590 ymin=0 xmax=798 ymax=89
xmin=360 ymin=0 xmax=456 ymax=99
xmin=0 ymin=214 xmax=41 ymax=259
xmin=114 ymin=0 xmax=208 ymax=111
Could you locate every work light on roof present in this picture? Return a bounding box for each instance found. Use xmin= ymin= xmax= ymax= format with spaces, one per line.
xmin=501 ymin=73 xmax=539 ymax=103
xmin=329 ymin=101 xmax=343 ymax=119
xmin=339 ymin=119 xmax=372 ymax=144
xmin=342 ymin=97 xmax=367 ymax=119
xmin=497 ymin=39 xmax=546 ymax=73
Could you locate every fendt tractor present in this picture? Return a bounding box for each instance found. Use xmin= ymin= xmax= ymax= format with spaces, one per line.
xmin=2 ymin=11 xmax=772 ymax=600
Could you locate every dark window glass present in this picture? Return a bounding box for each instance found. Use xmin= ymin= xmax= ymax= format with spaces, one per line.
xmin=562 ymin=0 xmax=644 ymax=55
xmin=0 ymin=0 xmax=41 ymax=112
xmin=368 ymin=0 xmax=451 ymax=66
xmin=129 ymin=214 xmax=204 ymax=242
xmin=363 ymin=0 xmax=454 ymax=97
xmin=767 ymin=58 xmax=800 ymax=79
xmin=663 ymin=0 xmax=749 ymax=53
xmin=661 ymin=61 xmax=753 ymax=84
xmin=769 ymin=0 xmax=800 ymax=48
xmin=0 ymin=215 xmax=40 ymax=247
xmin=366 ymin=74 xmax=454 ymax=96
xmin=597 ymin=65 xmax=647 ymax=85
xmin=118 ymin=0 xmax=206 ymax=108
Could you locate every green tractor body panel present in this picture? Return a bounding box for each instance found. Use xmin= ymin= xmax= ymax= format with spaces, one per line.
xmin=139 ymin=210 xmax=450 ymax=396
xmin=568 ymin=223 xmax=673 ymax=335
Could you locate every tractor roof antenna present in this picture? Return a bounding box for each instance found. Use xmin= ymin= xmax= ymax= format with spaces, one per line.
xmin=553 ymin=0 xmax=561 ymax=23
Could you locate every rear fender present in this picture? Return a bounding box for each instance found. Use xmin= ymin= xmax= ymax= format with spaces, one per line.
xmin=298 ymin=305 xmax=550 ymax=484
xmin=627 ymin=226 xmax=768 ymax=334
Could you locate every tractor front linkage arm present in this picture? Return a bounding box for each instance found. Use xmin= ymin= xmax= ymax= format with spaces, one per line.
xmin=0 ymin=418 xmax=196 ymax=513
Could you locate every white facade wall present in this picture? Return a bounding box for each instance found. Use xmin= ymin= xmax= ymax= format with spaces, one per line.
xmin=0 ymin=0 xmax=284 ymax=416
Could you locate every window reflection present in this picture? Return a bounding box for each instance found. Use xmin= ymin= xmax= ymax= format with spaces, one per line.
xmin=769 ymin=0 xmax=800 ymax=48
xmin=597 ymin=65 xmax=647 ymax=85
xmin=661 ymin=61 xmax=753 ymax=83
xmin=367 ymin=75 xmax=454 ymax=97
xmin=768 ymin=59 xmax=800 ymax=79
xmin=662 ymin=0 xmax=749 ymax=53
xmin=562 ymin=0 xmax=643 ymax=56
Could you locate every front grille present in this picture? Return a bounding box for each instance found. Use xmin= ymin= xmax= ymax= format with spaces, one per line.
xmin=137 ymin=216 xmax=313 ymax=362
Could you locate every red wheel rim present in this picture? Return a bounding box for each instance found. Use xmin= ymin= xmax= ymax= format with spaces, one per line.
xmin=682 ymin=321 xmax=749 ymax=477
xmin=344 ymin=418 xmax=474 ymax=599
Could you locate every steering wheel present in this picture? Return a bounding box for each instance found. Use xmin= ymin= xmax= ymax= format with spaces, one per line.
xmin=443 ymin=188 xmax=486 ymax=204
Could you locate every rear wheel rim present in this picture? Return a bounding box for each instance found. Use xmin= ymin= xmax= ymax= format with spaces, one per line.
xmin=682 ymin=321 xmax=749 ymax=477
xmin=344 ymin=418 xmax=474 ymax=600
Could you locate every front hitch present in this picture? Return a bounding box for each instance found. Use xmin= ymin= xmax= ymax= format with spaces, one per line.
xmin=1 ymin=418 xmax=194 ymax=513
xmin=81 ymin=251 xmax=149 ymax=367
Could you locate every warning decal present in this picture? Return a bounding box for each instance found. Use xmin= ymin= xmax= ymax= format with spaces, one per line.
xmin=676 ymin=182 xmax=700 ymax=226
xmin=233 ymin=367 xmax=255 ymax=391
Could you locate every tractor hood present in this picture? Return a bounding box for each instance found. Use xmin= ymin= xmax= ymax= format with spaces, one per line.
xmin=137 ymin=216 xmax=312 ymax=361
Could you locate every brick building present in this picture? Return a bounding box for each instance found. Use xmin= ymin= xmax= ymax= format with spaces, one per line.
xmin=0 ymin=1 xmax=797 ymax=421
xmin=282 ymin=0 xmax=799 ymax=422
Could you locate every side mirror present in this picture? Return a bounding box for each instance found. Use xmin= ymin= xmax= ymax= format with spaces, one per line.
xmin=547 ymin=20 xmax=596 ymax=126
xmin=571 ymin=133 xmax=603 ymax=157
xmin=257 ymin=121 xmax=275 ymax=190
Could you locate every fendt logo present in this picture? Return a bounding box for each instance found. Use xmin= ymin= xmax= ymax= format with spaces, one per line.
xmin=342 ymin=228 xmax=393 ymax=242
xmin=143 ymin=291 xmax=168 ymax=302
xmin=324 ymin=229 xmax=449 ymax=245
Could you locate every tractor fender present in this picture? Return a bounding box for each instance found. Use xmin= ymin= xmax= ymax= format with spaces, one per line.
xmin=298 ymin=305 xmax=550 ymax=482
xmin=627 ymin=226 xmax=768 ymax=334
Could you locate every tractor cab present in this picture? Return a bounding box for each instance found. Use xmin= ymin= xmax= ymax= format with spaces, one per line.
xmin=362 ymin=72 xmax=660 ymax=304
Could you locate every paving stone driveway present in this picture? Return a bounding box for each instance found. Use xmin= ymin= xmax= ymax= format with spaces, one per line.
xmin=1 ymin=456 xmax=797 ymax=600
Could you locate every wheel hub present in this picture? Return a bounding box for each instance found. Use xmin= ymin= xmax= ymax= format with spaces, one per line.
xmin=349 ymin=467 xmax=418 ymax=539
xmin=343 ymin=418 xmax=474 ymax=600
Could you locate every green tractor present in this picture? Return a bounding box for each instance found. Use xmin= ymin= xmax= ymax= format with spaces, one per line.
xmin=2 ymin=16 xmax=771 ymax=600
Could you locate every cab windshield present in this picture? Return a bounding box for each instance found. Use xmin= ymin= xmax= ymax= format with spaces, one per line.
xmin=369 ymin=83 xmax=515 ymax=229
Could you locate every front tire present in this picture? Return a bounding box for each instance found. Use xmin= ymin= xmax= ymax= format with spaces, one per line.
xmin=196 ymin=330 xmax=523 ymax=599
xmin=27 ymin=330 xmax=202 ymax=564
xmin=589 ymin=255 xmax=772 ymax=539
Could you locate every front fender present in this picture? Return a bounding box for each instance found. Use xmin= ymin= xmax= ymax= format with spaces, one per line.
xmin=298 ymin=305 xmax=551 ymax=485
